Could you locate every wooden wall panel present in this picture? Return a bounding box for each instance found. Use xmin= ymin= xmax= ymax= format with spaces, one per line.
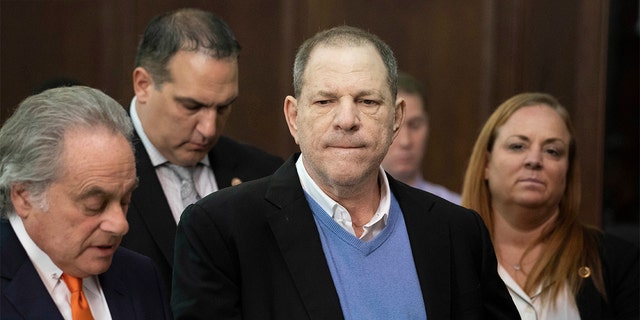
xmin=573 ymin=0 xmax=610 ymax=227
xmin=0 ymin=0 xmax=612 ymax=226
xmin=1 ymin=1 xmax=122 ymax=112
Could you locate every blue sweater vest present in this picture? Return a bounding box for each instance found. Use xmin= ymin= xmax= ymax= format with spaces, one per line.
xmin=306 ymin=192 xmax=427 ymax=320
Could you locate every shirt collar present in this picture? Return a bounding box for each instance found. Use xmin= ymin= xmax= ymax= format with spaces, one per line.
xmin=498 ymin=263 xmax=543 ymax=301
xmin=295 ymin=155 xmax=390 ymax=225
xmin=9 ymin=214 xmax=105 ymax=297
xmin=130 ymin=97 xmax=210 ymax=168
xmin=9 ymin=213 xmax=63 ymax=294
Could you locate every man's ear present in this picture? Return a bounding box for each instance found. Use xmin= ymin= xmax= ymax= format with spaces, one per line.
xmin=133 ymin=67 xmax=154 ymax=104
xmin=392 ymin=97 xmax=405 ymax=138
xmin=283 ymin=96 xmax=300 ymax=145
xmin=10 ymin=183 xmax=34 ymax=219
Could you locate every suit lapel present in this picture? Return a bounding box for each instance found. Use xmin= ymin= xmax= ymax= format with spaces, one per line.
xmin=390 ymin=179 xmax=452 ymax=319
xmin=99 ymin=257 xmax=134 ymax=320
xmin=576 ymin=277 xmax=602 ymax=320
xmin=208 ymin=136 xmax=236 ymax=189
xmin=265 ymin=155 xmax=344 ymax=319
xmin=1 ymin=221 xmax=64 ymax=320
xmin=130 ymin=136 xmax=178 ymax=267
xmin=3 ymin=265 xmax=65 ymax=319
xmin=261 ymin=158 xmax=453 ymax=318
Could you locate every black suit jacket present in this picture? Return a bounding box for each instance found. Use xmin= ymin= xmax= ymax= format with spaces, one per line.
xmin=0 ymin=219 xmax=173 ymax=319
xmin=576 ymin=233 xmax=639 ymax=320
xmin=172 ymin=154 xmax=520 ymax=319
xmin=121 ymin=134 xmax=283 ymax=290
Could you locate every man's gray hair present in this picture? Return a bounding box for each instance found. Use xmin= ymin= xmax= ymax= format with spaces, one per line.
xmin=0 ymin=86 xmax=133 ymax=217
xmin=292 ymin=25 xmax=398 ymax=99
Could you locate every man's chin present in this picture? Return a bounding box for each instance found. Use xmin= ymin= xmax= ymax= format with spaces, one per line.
xmin=178 ymin=151 xmax=208 ymax=166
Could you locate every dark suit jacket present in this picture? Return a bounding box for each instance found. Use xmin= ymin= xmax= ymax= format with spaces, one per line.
xmin=172 ymin=154 xmax=520 ymax=319
xmin=577 ymin=233 xmax=639 ymax=320
xmin=1 ymin=219 xmax=173 ymax=320
xmin=121 ymin=134 xmax=283 ymax=290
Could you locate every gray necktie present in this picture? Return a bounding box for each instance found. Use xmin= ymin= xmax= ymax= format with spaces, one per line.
xmin=166 ymin=163 xmax=201 ymax=207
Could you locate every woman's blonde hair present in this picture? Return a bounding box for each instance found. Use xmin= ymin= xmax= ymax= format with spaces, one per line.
xmin=461 ymin=92 xmax=604 ymax=302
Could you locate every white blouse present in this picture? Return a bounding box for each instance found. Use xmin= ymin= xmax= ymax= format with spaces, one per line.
xmin=498 ymin=263 xmax=581 ymax=320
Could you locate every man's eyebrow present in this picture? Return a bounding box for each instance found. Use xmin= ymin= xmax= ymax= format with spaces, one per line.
xmin=78 ymin=187 xmax=108 ymax=200
xmin=174 ymin=96 xmax=205 ymax=106
xmin=78 ymin=179 xmax=139 ymax=200
xmin=315 ymin=91 xmax=337 ymax=98
xmin=174 ymin=96 xmax=238 ymax=107
xmin=355 ymin=90 xmax=381 ymax=97
xmin=313 ymin=90 xmax=382 ymax=99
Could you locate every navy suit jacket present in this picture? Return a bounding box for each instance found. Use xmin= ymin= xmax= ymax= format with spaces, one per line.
xmin=172 ymin=154 xmax=521 ymax=319
xmin=121 ymin=134 xmax=283 ymax=290
xmin=1 ymin=219 xmax=173 ymax=319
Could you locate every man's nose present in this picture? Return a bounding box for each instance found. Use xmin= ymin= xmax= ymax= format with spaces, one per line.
xmin=101 ymin=204 xmax=129 ymax=236
xmin=197 ymin=108 xmax=217 ymax=138
xmin=333 ymin=99 xmax=360 ymax=131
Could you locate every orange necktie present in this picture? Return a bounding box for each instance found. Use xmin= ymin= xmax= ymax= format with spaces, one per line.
xmin=61 ymin=274 xmax=94 ymax=320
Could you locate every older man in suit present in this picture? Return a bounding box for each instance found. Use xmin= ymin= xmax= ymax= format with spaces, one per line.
xmin=0 ymin=86 xmax=172 ymax=319
xmin=121 ymin=8 xmax=283 ymax=289
xmin=171 ymin=26 xmax=520 ymax=319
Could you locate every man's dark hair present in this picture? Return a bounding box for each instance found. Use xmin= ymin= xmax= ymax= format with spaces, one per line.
xmin=397 ymin=71 xmax=428 ymax=112
xmin=134 ymin=8 xmax=241 ymax=88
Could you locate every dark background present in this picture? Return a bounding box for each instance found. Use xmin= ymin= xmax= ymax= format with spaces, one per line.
xmin=1 ymin=0 xmax=637 ymax=244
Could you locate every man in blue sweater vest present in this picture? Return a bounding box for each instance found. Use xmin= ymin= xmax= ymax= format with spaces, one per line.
xmin=172 ymin=26 xmax=521 ymax=319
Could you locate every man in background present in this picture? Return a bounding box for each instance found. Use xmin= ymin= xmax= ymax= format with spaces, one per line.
xmin=122 ymin=8 xmax=283 ymax=289
xmin=0 ymin=86 xmax=172 ymax=319
xmin=382 ymin=71 xmax=461 ymax=204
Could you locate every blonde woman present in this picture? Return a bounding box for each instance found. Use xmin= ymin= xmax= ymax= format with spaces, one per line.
xmin=462 ymin=92 xmax=639 ymax=319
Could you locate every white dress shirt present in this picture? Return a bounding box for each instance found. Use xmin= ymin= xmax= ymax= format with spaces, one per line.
xmin=9 ymin=214 xmax=112 ymax=320
xmin=498 ymin=263 xmax=581 ymax=320
xmin=295 ymin=155 xmax=390 ymax=242
xmin=130 ymin=98 xmax=218 ymax=222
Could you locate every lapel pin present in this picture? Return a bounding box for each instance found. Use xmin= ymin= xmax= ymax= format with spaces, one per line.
xmin=231 ymin=177 xmax=243 ymax=186
xmin=578 ymin=266 xmax=591 ymax=278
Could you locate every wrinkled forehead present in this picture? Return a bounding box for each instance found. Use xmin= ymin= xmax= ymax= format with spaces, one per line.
xmin=59 ymin=126 xmax=135 ymax=172
xmin=310 ymin=44 xmax=382 ymax=67
xmin=303 ymin=44 xmax=391 ymax=92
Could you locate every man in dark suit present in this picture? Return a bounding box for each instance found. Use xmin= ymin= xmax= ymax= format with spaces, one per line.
xmin=172 ymin=26 xmax=520 ymax=319
xmin=121 ymin=8 xmax=283 ymax=289
xmin=0 ymin=86 xmax=172 ymax=319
